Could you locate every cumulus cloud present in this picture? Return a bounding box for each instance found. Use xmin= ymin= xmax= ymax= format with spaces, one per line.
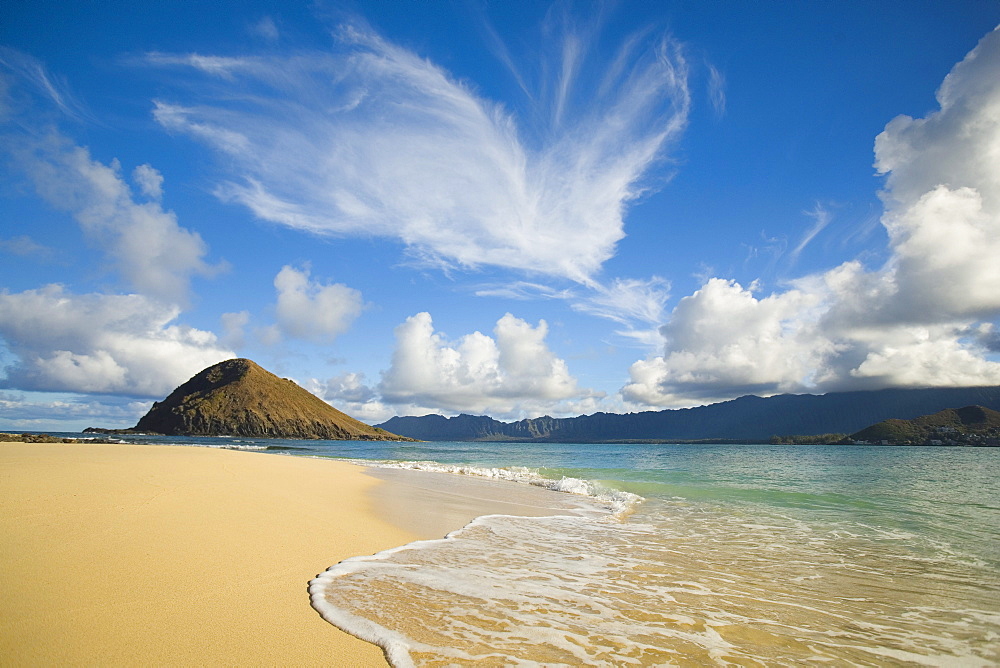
xmin=625 ymin=27 xmax=1000 ymax=408
xmin=623 ymin=278 xmax=829 ymax=406
xmin=0 ymin=285 xmax=235 ymax=397
xmin=146 ymin=18 xmax=689 ymax=285
xmin=8 ymin=132 xmax=219 ymax=306
xmin=378 ymin=312 xmax=599 ymax=418
xmin=302 ymin=372 xmax=394 ymax=424
xmin=272 ymin=265 xmax=365 ymax=343
xmin=317 ymin=371 xmax=377 ymax=404
xmin=2 ymin=52 xmax=222 ymax=307
xmin=132 ymin=163 xmax=164 ymax=200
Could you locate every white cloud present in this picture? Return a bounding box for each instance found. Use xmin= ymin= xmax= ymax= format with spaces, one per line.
xmin=626 ymin=27 xmax=1000 ymax=408
xmin=332 ymin=397 xmax=394 ymax=425
xmin=272 ymin=265 xmax=365 ymax=343
xmin=0 ymin=391 xmax=151 ymax=431
xmin=0 ymin=51 xmax=234 ymax=406
xmin=0 ymin=285 xmax=235 ymax=397
xmin=302 ymin=372 xmax=394 ymax=424
xmin=0 ymin=235 xmax=53 ymax=259
xmin=847 ymin=327 xmax=1000 ymax=388
xmin=867 ymin=28 xmax=1000 ymax=324
xmin=706 ymin=63 xmax=726 ymax=117
xmin=144 ymin=52 xmax=251 ymax=80
xmin=220 ymin=310 xmax=250 ymax=349
xmin=789 ymin=203 xmax=832 ymax=263
xmin=378 ymin=312 xmax=599 ymax=418
xmin=0 ymin=47 xmax=88 ymax=122
xmin=132 ymin=163 xmax=164 ymax=200
xmin=153 ymin=100 xmax=252 ymax=155
xmin=251 ymin=17 xmax=279 ymax=43
xmin=315 ymin=371 xmax=376 ymax=404
xmin=622 ymin=278 xmax=830 ymax=406
xmin=2 ymin=53 xmax=222 ymax=307
xmin=147 ymin=19 xmax=690 ymax=285
xmin=474 ymin=276 xmax=671 ymax=336
xmin=473 ymin=281 xmax=574 ymax=302
xmin=574 ymin=276 xmax=671 ymax=327
xmin=9 ymin=132 xmax=220 ymax=306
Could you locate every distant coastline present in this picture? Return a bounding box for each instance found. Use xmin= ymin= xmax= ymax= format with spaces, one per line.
xmin=377 ymin=385 xmax=1000 ymax=443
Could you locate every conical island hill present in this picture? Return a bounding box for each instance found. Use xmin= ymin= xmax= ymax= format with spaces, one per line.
xmin=133 ymin=358 xmax=410 ymax=440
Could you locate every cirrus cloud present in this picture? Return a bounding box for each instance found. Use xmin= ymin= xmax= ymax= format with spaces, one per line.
xmin=147 ymin=18 xmax=690 ymax=286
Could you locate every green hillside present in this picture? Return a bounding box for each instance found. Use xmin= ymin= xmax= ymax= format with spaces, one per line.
xmin=850 ymin=406 xmax=1000 ymax=446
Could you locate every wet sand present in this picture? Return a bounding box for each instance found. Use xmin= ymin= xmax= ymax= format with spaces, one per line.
xmin=367 ymin=466 xmax=603 ymax=540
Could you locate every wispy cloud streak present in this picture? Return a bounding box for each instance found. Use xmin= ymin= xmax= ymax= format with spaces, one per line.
xmin=789 ymin=203 xmax=832 ymax=263
xmin=706 ymin=63 xmax=726 ymax=117
xmin=147 ymin=17 xmax=690 ymax=285
xmin=0 ymin=46 xmax=90 ymax=122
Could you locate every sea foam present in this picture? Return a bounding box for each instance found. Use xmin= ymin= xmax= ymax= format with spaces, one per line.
xmin=310 ymin=498 xmax=1000 ymax=667
xmin=347 ymin=458 xmax=643 ymax=517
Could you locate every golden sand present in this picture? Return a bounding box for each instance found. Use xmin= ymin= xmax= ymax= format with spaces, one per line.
xmin=0 ymin=442 xmax=418 ymax=666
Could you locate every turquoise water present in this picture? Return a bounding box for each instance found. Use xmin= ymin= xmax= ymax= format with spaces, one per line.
xmin=94 ymin=435 xmax=1000 ymax=665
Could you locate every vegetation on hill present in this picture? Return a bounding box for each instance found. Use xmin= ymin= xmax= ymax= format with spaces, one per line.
xmin=129 ymin=358 xmax=411 ymax=440
xmin=768 ymin=433 xmax=848 ymax=445
xmin=849 ymin=405 xmax=1000 ymax=446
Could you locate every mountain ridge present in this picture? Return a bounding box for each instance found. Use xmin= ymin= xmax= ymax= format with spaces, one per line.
xmin=376 ymin=385 xmax=1000 ymax=442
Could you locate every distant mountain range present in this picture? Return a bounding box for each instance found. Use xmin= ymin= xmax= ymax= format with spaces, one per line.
xmin=376 ymin=385 xmax=1000 ymax=442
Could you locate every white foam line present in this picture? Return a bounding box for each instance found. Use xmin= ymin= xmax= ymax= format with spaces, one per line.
xmin=309 ymin=514 xmax=531 ymax=668
xmin=346 ymin=458 xmax=644 ymax=517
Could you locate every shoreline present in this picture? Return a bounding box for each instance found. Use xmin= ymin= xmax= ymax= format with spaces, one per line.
xmin=0 ymin=441 xmax=421 ymax=666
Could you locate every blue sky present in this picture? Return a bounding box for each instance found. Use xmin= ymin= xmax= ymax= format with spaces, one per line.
xmin=2 ymin=1 xmax=1000 ymax=431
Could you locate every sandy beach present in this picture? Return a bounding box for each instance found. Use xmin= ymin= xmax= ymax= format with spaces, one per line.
xmin=0 ymin=442 xmax=424 ymax=666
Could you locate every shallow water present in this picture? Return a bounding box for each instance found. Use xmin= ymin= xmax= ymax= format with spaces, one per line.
xmin=90 ymin=435 xmax=1000 ymax=666
xmin=308 ymin=444 xmax=1000 ymax=667
xmin=314 ymin=506 xmax=999 ymax=666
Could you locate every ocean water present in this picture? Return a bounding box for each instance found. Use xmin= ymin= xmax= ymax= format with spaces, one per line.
xmin=84 ymin=435 xmax=1000 ymax=666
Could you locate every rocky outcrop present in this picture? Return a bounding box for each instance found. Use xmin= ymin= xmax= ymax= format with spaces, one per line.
xmin=131 ymin=358 xmax=411 ymax=440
